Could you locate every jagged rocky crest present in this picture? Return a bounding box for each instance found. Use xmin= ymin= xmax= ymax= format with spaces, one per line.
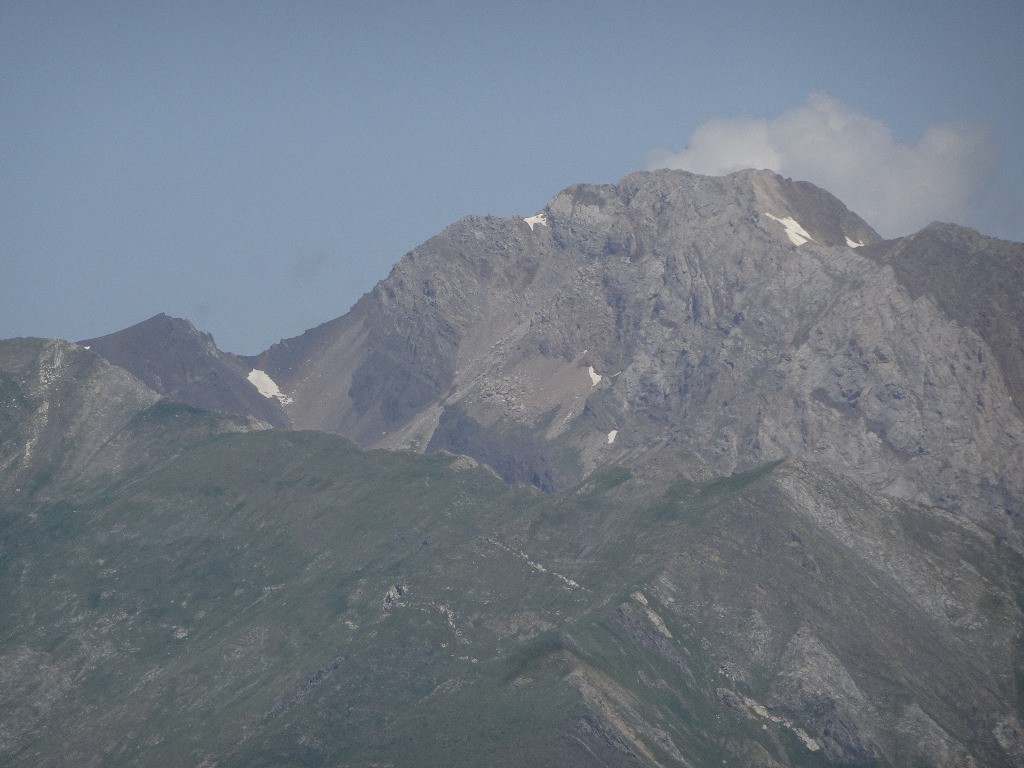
xmin=75 ymin=170 xmax=1024 ymax=544
xmin=244 ymin=169 xmax=1024 ymax=547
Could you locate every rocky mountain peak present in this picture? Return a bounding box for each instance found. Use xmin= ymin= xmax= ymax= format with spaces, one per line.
xmin=544 ymin=169 xmax=880 ymax=255
xmin=63 ymin=170 xmax=1023 ymax=548
xmin=81 ymin=313 xmax=290 ymax=428
xmin=246 ymin=169 xmax=1022 ymax=547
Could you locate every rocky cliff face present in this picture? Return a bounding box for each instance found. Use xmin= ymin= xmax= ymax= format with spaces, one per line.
xmin=250 ymin=169 xmax=1023 ymax=549
xmin=861 ymin=221 xmax=1024 ymax=411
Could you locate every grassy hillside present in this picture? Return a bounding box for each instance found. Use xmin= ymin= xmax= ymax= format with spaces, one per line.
xmin=2 ymin=426 xmax=1020 ymax=766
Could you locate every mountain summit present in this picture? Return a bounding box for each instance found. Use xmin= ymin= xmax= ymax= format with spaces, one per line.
xmin=241 ymin=169 xmax=1022 ymax=548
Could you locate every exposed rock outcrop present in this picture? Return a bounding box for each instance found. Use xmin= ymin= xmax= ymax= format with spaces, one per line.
xmin=247 ymin=169 xmax=1023 ymax=550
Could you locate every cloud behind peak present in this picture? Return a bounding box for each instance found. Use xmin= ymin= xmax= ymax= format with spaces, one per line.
xmin=648 ymin=93 xmax=997 ymax=238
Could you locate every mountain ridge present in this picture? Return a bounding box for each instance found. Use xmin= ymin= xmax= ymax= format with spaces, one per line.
xmin=79 ymin=313 xmax=289 ymax=428
xmin=73 ymin=169 xmax=1024 ymax=549
xmin=244 ymin=168 xmax=1023 ymax=548
xmin=3 ymin=167 xmax=1024 ymax=766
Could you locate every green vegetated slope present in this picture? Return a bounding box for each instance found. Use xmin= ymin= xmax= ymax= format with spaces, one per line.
xmin=3 ymin=421 xmax=1021 ymax=766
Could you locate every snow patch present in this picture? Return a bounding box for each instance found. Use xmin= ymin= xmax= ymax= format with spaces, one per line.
xmin=845 ymin=236 xmax=864 ymax=248
xmin=588 ymin=366 xmax=602 ymax=386
xmin=524 ymin=212 xmax=548 ymax=230
xmin=83 ymin=345 xmax=90 ymax=350
xmin=247 ymin=369 xmax=293 ymax=405
xmin=763 ymin=212 xmax=815 ymax=246
xmin=607 ymin=429 xmax=618 ymax=444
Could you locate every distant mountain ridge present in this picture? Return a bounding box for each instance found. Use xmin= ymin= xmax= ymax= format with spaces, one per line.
xmin=0 ymin=336 xmax=258 ymax=504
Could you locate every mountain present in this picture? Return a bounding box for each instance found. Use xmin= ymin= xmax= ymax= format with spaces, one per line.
xmin=0 ymin=337 xmax=262 ymax=504
xmin=250 ymin=170 xmax=884 ymax=467
xmin=245 ymin=169 xmax=1023 ymax=549
xmin=860 ymin=221 xmax=1024 ymax=410
xmin=4 ymin=169 xmax=1023 ymax=767
xmin=1 ymin=349 xmax=1021 ymax=766
xmin=80 ymin=313 xmax=290 ymax=428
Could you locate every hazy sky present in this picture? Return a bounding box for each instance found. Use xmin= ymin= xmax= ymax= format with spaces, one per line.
xmin=3 ymin=1 xmax=1022 ymax=354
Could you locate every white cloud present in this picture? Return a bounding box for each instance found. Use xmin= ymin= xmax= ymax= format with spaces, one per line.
xmin=648 ymin=93 xmax=997 ymax=237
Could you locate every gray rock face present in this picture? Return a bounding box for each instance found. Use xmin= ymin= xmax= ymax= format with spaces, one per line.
xmin=634 ymin=458 xmax=1023 ymax=767
xmin=861 ymin=222 xmax=1024 ymax=411
xmin=81 ymin=314 xmax=290 ymax=428
xmin=254 ymin=169 xmax=1023 ymax=549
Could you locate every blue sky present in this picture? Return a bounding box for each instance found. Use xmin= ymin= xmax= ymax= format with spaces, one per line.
xmin=3 ymin=1 xmax=1022 ymax=354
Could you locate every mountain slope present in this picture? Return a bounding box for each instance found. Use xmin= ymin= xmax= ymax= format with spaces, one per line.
xmin=0 ymin=338 xmax=150 ymax=492
xmin=81 ymin=313 xmax=290 ymax=428
xmin=247 ymin=169 xmax=1022 ymax=550
xmin=6 ymin=168 xmax=1023 ymax=766
xmin=1 ymin=422 xmax=1020 ymax=766
xmin=0 ymin=337 xmax=266 ymax=504
xmin=861 ymin=222 xmax=1024 ymax=412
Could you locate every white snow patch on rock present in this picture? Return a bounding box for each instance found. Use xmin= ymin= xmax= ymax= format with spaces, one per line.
xmin=588 ymin=366 xmax=602 ymax=386
xmin=524 ymin=212 xmax=548 ymax=230
xmin=247 ymin=369 xmax=293 ymax=405
xmin=607 ymin=429 xmax=618 ymax=444
xmin=763 ymin=212 xmax=815 ymax=246
xmin=845 ymin=236 xmax=864 ymax=248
